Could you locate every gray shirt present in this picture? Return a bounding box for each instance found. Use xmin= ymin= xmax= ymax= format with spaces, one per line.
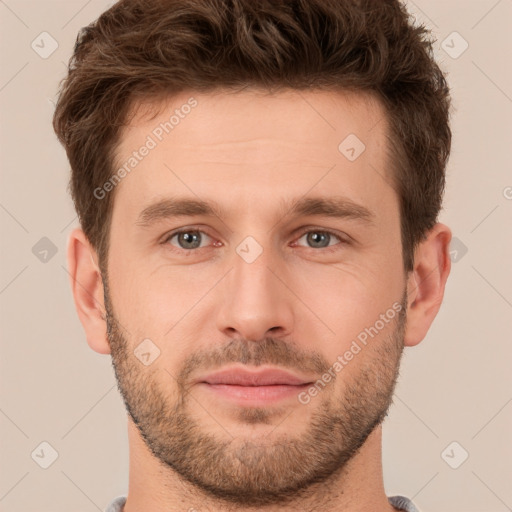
xmin=105 ymin=494 xmax=419 ymax=511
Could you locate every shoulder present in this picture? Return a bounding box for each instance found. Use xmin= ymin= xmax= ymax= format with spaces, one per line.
xmin=388 ymin=495 xmax=420 ymax=512
xmin=104 ymin=495 xmax=127 ymax=512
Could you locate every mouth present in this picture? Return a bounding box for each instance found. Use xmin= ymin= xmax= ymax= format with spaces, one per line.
xmin=194 ymin=366 xmax=314 ymax=405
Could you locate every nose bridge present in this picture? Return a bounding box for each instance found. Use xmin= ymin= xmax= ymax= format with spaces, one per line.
xmin=216 ymin=235 xmax=295 ymax=341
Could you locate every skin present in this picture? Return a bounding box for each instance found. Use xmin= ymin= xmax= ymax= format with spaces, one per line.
xmin=67 ymin=88 xmax=451 ymax=512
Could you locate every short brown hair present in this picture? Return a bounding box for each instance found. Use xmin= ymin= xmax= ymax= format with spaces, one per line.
xmin=53 ymin=0 xmax=451 ymax=274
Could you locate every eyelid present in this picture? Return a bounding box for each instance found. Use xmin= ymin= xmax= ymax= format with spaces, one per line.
xmin=161 ymin=226 xmax=214 ymax=248
xmin=292 ymin=226 xmax=350 ymax=251
xmin=161 ymin=225 xmax=351 ymax=252
xmin=293 ymin=225 xmax=350 ymax=242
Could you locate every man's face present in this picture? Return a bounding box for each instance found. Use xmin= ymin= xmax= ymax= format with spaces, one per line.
xmin=104 ymin=88 xmax=408 ymax=506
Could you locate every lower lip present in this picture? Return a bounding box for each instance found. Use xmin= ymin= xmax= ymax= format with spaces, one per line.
xmin=198 ymin=383 xmax=310 ymax=406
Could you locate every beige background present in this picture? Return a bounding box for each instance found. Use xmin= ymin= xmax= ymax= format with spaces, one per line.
xmin=0 ymin=1 xmax=511 ymax=510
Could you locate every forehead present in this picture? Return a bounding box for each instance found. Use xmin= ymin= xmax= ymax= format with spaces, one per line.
xmin=111 ymin=88 xmax=394 ymax=221
xmin=121 ymin=87 xmax=387 ymax=151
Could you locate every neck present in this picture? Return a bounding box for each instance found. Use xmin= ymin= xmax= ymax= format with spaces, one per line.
xmin=123 ymin=420 xmax=398 ymax=512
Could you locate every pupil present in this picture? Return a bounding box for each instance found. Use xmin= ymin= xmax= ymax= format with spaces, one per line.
xmin=309 ymin=232 xmax=329 ymax=248
xmin=180 ymin=231 xmax=200 ymax=249
xmin=177 ymin=231 xmax=330 ymax=250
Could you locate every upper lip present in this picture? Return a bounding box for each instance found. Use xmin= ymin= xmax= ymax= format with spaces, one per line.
xmin=196 ymin=366 xmax=313 ymax=386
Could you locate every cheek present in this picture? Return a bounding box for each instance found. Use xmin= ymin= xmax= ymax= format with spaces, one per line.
xmin=108 ymin=252 xmax=215 ymax=345
xmin=291 ymin=261 xmax=403 ymax=360
xmin=107 ymin=221 xmax=404 ymax=366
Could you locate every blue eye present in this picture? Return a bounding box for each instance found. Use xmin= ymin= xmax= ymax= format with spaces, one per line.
xmin=295 ymin=230 xmax=344 ymax=250
xmin=162 ymin=227 xmax=348 ymax=253
xmin=164 ymin=229 xmax=212 ymax=250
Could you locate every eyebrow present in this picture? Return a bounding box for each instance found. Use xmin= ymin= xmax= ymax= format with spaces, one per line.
xmin=135 ymin=195 xmax=376 ymax=228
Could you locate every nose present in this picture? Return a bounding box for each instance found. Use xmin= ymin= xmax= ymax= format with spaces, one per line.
xmin=215 ymin=243 xmax=295 ymax=343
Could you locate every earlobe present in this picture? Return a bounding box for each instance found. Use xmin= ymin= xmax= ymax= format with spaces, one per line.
xmin=404 ymin=223 xmax=452 ymax=347
xmin=67 ymin=228 xmax=111 ymax=355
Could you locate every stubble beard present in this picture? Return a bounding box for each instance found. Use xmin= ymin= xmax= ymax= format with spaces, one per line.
xmin=104 ymin=279 xmax=407 ymax=507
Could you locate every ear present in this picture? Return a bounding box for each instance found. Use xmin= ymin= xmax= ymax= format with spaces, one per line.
xmin=67 ymin=228 xmax=111 ymax=354
xmin=404 ymin=222 xmax=452 ymax=347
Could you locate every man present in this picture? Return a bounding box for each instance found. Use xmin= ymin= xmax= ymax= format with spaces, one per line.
xmin=53 ymin=0 xmax=452 ymax=510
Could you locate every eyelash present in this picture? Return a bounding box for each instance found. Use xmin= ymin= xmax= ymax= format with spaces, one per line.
xmin=161 ymin=227 xmax=349 ymax=254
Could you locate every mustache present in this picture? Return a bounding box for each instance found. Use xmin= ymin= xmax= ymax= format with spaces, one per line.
xmin=103 ymin=294 xmax=330 ymax=378
xmin=177 ymin=337 xmax=331 ymax=386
